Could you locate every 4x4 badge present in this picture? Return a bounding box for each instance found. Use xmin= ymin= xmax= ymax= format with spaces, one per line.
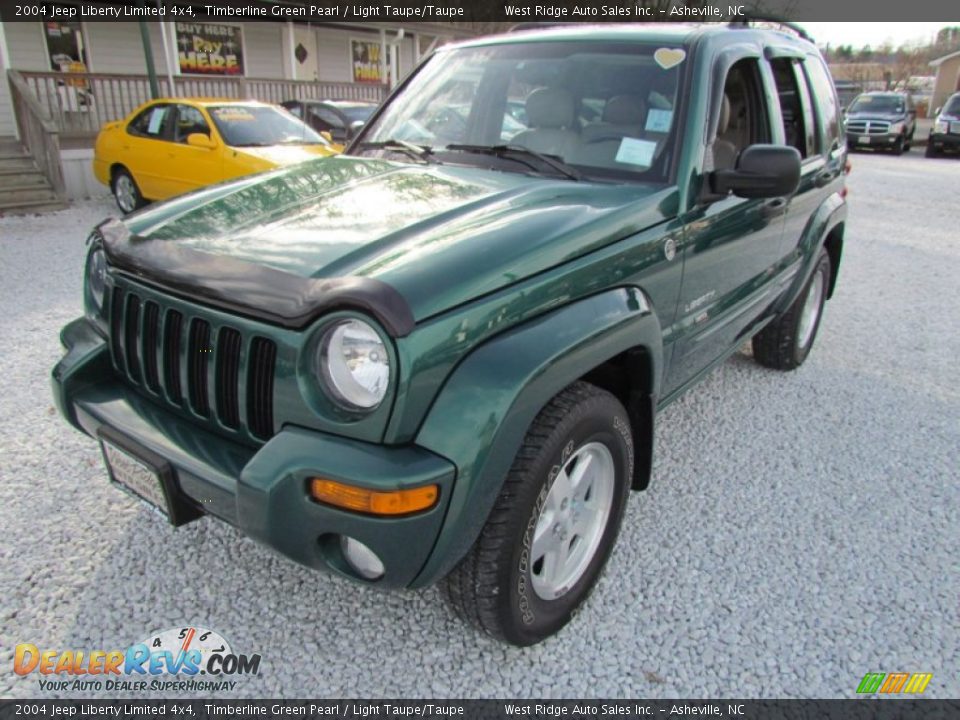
xmin=664 ymin=237 xmax=677 ymax=261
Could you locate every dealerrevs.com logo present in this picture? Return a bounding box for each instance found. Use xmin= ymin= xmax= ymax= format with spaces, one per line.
xmin=14 ymin=627 xmax=261 ymax=693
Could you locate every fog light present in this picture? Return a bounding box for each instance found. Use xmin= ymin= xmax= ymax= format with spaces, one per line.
xmin=340 ymin=536 xmax=385 ymax=581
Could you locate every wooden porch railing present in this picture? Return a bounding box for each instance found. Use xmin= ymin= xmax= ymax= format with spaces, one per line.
xmin=17 ymin=71 xmax=388 ymax=139
xmin=7 ymin=70 xmax=66 ymax=199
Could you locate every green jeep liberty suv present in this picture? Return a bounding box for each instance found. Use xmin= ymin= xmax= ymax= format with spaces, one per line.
xmin=53 ymin=22 xmax=847 ymax=645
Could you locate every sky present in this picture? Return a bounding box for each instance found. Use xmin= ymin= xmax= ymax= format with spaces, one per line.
xmin=799 ymin=22 xmax=954 ymax=50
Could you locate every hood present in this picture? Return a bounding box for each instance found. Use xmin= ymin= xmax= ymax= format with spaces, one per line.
xmin=846 ymin=110 xmax=906 ymax=121
xmin=119 ymin=156 xmax=674 ymax=323
xmin=231 ymin=143 xmax=336 ymax=168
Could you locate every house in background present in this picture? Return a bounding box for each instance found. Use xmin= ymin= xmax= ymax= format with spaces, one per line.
xmin=930 ymin=49 xmax=960 ymax=116
xmin=0 ymin=12 xmax=479 ymax=212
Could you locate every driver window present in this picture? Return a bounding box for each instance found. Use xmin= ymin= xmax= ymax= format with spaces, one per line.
xmin=709 ymin=59 xmax=770 ymax=171
xmin=174 ymin=105 xmax=210 ymax=144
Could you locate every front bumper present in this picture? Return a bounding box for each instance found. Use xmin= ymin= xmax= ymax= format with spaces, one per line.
xmin=52 ymin=318 xmax=456 ymax=588
xmin=846 ymin=132 xmax=902 ymax=148
xmin=928 ymin=133 xmax=960 ymax=151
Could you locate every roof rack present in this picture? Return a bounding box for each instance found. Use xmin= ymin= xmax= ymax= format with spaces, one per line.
xmin=508 ymin=22 xmax=576 ymax=33
xmin=728 ymin=17 xmax=814 ymax=43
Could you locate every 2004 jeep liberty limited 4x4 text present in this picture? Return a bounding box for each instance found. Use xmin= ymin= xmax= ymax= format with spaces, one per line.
xmin=53 ymin=22 xmax=847 ymax=645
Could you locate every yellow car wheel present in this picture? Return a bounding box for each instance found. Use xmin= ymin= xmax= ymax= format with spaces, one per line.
xmin=112 ymin=167 xmax=146 ymax=215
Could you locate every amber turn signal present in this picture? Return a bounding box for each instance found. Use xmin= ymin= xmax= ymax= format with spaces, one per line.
xmin=309 ymin=478 xmax=439 ymax=516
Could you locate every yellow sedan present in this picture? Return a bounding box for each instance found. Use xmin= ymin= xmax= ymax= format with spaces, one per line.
xmin=93 ymin=98 xmax=338 ymax=213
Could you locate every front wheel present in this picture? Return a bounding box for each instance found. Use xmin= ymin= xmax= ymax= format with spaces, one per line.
xmin=925 ymin=142 xmax=939 ymax=158
xmin=892 ymin=136 xmax=905 ymax=155
xmin=752 ymin=248 xmax=831 ymax=371
xmin=443 ymin=381 xmax=634 ymax=646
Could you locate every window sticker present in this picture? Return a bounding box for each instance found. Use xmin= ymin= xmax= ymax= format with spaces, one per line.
xmin=653 ymin=48 xmax=686 ymax=70
xmin=213 ymin=108 xmax=256 ymax=121
xmin=147 ymin=108 xmax=168 ymax=135
xmin=646 ymin=108 xmax=673 ymax=133
xmin=615 ymin=138 xmax=657 ymax=167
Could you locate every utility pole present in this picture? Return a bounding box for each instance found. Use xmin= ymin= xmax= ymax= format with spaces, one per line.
xmin=139 ymin=20 xmax=160 ymax=99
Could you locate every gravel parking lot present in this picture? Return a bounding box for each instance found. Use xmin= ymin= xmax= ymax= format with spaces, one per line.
xmin=1 ymin=151 xmax=958 ymax=700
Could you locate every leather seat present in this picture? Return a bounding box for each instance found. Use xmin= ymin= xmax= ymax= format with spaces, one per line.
xmin=511 ymin=87 xmax=580 ymax=158
xmin=710 ymin=94 xmax=738 ymax=170
xmin=582 ymin=95 xmax=647 ymax=143
xmin=575 ymin=94 xmax=652 ymax=168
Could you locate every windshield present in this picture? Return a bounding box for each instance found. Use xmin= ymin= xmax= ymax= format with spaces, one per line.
xmin=209 ymin=105 xmax=329 ymax=147
xmin=356 ymin=40 xmax=685 ymax=183
xmin=339 ymin=105 xmax=377 ymax=123
xmin=944 ymin=96 xmax=960 ymax=116
xmin=849 ymin=95 xmax=905 ymax=115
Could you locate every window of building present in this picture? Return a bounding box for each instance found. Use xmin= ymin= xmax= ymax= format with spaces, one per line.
xmin=44 ymin=19 xmax=88 ymax=73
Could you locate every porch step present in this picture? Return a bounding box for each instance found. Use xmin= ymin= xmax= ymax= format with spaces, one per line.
xmin=0 ymin=156 xmax=36 ymax=172
xmin=0 ymin=139 xmax=69 ymax=214
xmin=0 ymin=185 xmax=61 ymax=204
xmin=0 ymin=172 xmax=47 ymax=189
xmin=0 ymin=138 xmax=25 ymax=155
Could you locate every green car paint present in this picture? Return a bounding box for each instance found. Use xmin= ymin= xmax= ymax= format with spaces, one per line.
xmin=53 ymin=24 xmax=846 ymax=590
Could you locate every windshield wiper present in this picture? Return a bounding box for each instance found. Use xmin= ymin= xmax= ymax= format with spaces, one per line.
xmin=355 ymin=139 xmax=437 ymax=164
xmin=444 ymin=144 xmax=582 ymax=181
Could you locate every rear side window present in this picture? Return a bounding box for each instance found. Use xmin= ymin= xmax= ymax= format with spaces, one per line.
xmin=803 ymin=57 xmax=841 ymax=151
xmin=128 ymin=105 xmax=171 ymax=139
xmin=769 ymin=58 xmax=812 ymax=158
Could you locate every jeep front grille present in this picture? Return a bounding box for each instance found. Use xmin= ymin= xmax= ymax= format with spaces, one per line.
xmin=846 ymin=119 xmax=891 ymax=135
xmin=108 ymin=283 xmax=277 ymax=441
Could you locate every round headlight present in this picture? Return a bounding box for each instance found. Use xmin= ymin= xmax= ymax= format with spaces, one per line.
xmin=86 ymin=247 xmax=107 ymax=312
xmin=317 ymin=319 xmax=390 ymax=410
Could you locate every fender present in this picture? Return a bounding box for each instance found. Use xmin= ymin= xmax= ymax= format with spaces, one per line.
xmin=774 ymin=193 xmax=846 ymax=314
xmin=411 ymin=286 xmax=662 ymax=587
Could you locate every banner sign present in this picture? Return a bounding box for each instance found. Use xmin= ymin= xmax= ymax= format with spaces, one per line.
xmin=176 ymin=22 xmax=244 ymax=75
xmin=0 ymin=699 xmax=958 ymax=719
xmin=351 ymin=39 xmax=390 ymax=84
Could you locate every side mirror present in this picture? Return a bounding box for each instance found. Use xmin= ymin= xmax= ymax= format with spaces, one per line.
xmin=186 ymin=132 xmax=216 ymax=149
xmin=348 ymin=119 xmax=366 ymax=140
xmin=710 ymin=144 xmax=801 ymax=199
xmin=934 ymin=107 xmax=942 ymax=116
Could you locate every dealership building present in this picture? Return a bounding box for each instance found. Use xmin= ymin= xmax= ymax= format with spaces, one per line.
xmin=0 ymin=11 xmax=481 ymax=207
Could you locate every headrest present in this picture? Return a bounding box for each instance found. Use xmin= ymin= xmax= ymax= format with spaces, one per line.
xmin=525 ymin=87 xmax=575 ymax=129
xmin=717 ymin=94 xmax=731 ymax=135
xmin=603 ymin=95 xmax=647 ymax=125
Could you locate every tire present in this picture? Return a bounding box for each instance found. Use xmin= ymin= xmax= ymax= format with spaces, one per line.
xmin=112 ymin=167 xmax=145 ymax=214
xmin=443 ymin=381 xmax=634 ymax=646
xmin=892 ymin=136 xmax=905 ymax=155
xmin=925 ymin=142 xmax=938 ymax=158
xmin=752 ymin=248 xmax=831 ymax=371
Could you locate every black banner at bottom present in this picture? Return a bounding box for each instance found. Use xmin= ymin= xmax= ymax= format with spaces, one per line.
xmin=1 ymin=700 xmax=959 ymax=720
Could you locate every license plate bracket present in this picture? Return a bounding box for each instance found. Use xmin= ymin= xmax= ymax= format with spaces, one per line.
xmin=98 ymin=428 xmax=201 ymax=527
xmin=858 ymin=135 xmax=870 ymax=145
